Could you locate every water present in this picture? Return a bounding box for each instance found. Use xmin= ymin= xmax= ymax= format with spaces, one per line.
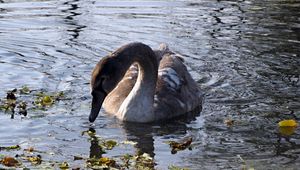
xmin=0 ymin=0 xmax=299 ymax=169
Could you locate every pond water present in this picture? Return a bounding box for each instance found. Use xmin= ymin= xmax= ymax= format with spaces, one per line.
xmin=0 ymin=0 xmax=299 ymax=169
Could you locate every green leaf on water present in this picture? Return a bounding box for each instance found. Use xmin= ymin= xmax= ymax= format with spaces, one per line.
xmin=133 ymin=153 xmax=155 ymax=170
xmin=34 ymin=95 xmax=54 ymax=107
xmin=0 ymin=101 xmax=16 ymax=112
xmin=19 ymin=86 xmax=31 ymax=94
xmin=166 ymin=138 xmax=193 ymax=154
xmin=42 ymin=96 xmax=53 ymax=105
xmin=120 ymin=154 xmax=133 ymax=168
xmin=59 ymin=161 xmax=69 ymax=170
xmin=86 ymin=157 xmax=117 ymax=169
xmin=168 ymin=165 xmax=190 ymax=170
xmin=81 ymin=128 xmax=96 ymax=137
xmin=102 ymin=140 xmax=117 ymax=150
xmin=23 ymin=155 xmax=42 ymax=165
xmin=0 ymin=145 xmax=21 ymax=151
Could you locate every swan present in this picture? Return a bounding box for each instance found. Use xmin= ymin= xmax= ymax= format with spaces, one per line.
xmin=89 ymin=42 xmax=202 ymax=123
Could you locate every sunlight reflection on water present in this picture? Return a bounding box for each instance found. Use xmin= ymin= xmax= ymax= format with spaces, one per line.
xmin=0 ymin=0 xmax=299 ymax=169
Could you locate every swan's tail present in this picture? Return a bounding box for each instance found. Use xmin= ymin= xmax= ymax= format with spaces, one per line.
xmin=158 ymin=43 xmax=170 ymax=52
xmin=154 ymin=43 xmax=170 ymax=62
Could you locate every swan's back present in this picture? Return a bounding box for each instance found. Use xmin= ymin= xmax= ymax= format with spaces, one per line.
xmin=154 ymin=52 xmax=202 ymax=120
xmin=102 ymin=44 xmax=202 ymax=121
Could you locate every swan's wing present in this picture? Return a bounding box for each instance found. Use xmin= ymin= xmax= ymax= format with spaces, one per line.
xmin=103 ymin=64 xmax=138 ymax=114
xmin=154 ymin=53 xmax=202 ymax=120
xmin=103 ymin=46 xmax=168 ymax=114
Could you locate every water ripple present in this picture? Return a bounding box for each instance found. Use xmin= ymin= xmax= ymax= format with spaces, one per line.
xmin=0 ymin=0 xmax=300 ymax=169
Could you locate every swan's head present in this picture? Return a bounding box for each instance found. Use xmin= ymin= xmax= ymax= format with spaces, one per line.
xmin=89 ymin=56 xmax=123 ymax=122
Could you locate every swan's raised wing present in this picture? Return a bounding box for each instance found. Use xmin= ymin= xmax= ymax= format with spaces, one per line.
xmin=154 ymin=52 xmax=202 ymax=120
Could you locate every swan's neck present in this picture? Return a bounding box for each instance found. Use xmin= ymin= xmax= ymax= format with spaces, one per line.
xmin=117 ymin=58 xmax=157 ymax=122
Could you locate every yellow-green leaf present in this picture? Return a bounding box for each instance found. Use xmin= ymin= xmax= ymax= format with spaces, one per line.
xmin=25 ymin=155 xmax=42 ymax=165
xmin=59 ymin=161 xmax=69 ymax=170
xmin=0 ymin=145 xmax=20 ymax=150
xmin=278 ymin=119 xmax=298 ymax=127
xmin=99 ymin=157 xmax=116 ymax=166
xmin=42 ymin=96 xmax=53 ymax=105
xmin=167 ymin=138 xmax=192 ymax=154
xmin=279 ymin=126 xmax=297 ymax=136
xmin=20 ymin=86 xmax=31 ymax=94
xmin=103 ymin=140 xmax=117 ymax=150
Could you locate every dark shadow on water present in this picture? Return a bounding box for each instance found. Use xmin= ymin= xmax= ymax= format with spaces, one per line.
xmin=88 ymin=127 xmax=103 ymax=159
xmin=120 ymin=106 xmax=202 ymax=157
xmin=87 ymin=106 xmax=201 ymax=158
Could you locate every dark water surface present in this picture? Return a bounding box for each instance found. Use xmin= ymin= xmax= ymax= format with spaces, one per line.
xmin=0 ymin=0 xmax=299 ymax=169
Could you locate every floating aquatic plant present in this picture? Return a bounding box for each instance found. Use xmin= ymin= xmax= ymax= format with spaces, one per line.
xmin=59 ymin=161 xmax=69 ymax=170
xmin=0 ymin=156 xmax=21 ymax=167
xmin=166 ymin=138 xmax=193 ymax=154
xmin=0 ymin=87 xmax=67 ymax=119
xmin=18 ymin=154 xmax=42 ymax=165
xmin=278 ymin=119 xmax=298 ymax=136
xmin=0 ymin=145 xmax=20 ymax=151
xmin=86 ymin=157 xmax=117 ymax=169
xmin=168 ymin=165 xmax=190 ymax=170
xmin=19 ymin=86 xmax=31 ymax=94
xmin=278 ymin=119 xmax=298 ymax=127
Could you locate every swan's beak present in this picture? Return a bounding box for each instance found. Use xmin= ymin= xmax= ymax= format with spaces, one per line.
xmin=89 ymin=91 xmax=106 ymax=122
